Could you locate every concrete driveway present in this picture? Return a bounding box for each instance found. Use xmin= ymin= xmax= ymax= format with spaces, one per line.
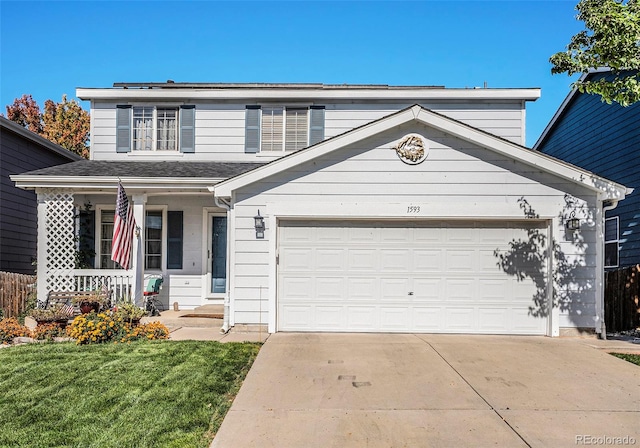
xmin=212 ymin=334 xmax=640 ymax=448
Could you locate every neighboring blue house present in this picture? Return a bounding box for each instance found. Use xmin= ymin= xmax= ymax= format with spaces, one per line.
xmin=535 ymin=69 xmax=640 ymax=270
xmin=0 ymin=117 xmax=82 ymax=274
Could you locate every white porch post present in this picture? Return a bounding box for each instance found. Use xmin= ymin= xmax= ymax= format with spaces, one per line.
xmin=131 ymin=194 xmax=147 ymax=307
xmin=36 ymin=192 xmax=48 ymax=302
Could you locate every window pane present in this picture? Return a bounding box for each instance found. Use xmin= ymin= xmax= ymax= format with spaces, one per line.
xmin=156 ymin=108 xmax=177 ymax=151
xmin=605 ymin=242 xmax=619 ymax=267
xmin=261 ymin=107 xmax=283 ymax=151
xmin=605 ymin=218 xmax=618 ymax=242
xmin=100 ymin=210 xmax=118 ymax=269
xmin=285 ymin=108 xmax=308 ymax=151
xmin=133 ymin=107 xmax=154 ymax=151
xmin=145 ymin=211 xmax=163 ymax=270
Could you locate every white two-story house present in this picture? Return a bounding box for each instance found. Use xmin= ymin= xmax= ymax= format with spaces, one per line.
xmin=12 ymin=82 xmax=629 ymax=336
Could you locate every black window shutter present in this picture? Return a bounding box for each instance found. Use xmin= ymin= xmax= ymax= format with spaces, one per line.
xmin=309 ymin=106 xmax=325 ymax=145
xmin=245 ymin=105 xmax=261 ymax=153
xmin=167 ymin=211 xmax=183 ymax=269
xmin=116 ymin=105 xmax=132 ymax=153
xmin=180 ymin=105 xmax=195 ymax=153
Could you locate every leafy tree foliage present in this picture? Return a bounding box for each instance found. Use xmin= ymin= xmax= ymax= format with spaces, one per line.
xmin=550 ymin=0 xmax=640 ymax=106
xmin=5 ymin=94 xmax=43 ymax=134
xmin=5 ymin=94 xmax=90 ymax=158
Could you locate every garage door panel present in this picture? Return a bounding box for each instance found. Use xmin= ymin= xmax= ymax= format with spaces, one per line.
xmin=278 ymin=220 xmax=548 ymax=334
xmin=316 ymin=248 xmax=346 ymax=270
xmin=446 ymin=250 xmax=476 ymax=271
xmin=413 ymin=307 xmax=445 ymax=330
xmin=478 ymin=308 xmax=510 ymax=332
xmin=381 ymin=278 xmax=411 ymax=300
xmin=381 ymin=249 xmax=411 ymax=271
xmin=413 ymin=249 xmax=443 ymax=272
xmin=380 ymin=307 xmax=412 ymax=330
xmin=316 ymin=277 xmax=346 ymax=299
xmin=445 ymin=308 xmax=476 ymax=330
xmin=280 ymin=305 xmax=313 ymax=329
xmin=445 ymin=278 xmax=476 ymax=301
xmin=347 ymin=306 xmax=378 ymax=330
xmin=316 ymin=306 xmax=345 ymax=329
xmin=412 ymin=278 xmax=443 ymax=301
xmin=280 ymin=277 xmax=314 ymax=299
xmin=280 ymin=248 xmax=314 ymax=271
xmin=347 ymin=277 xmax=378 ymax=301
xmin=348 ymin=249 xmax=378 ymax=270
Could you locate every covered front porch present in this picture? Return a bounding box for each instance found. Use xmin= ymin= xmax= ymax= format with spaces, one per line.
xmin=30 ymin=187 xmax=228 ymax=312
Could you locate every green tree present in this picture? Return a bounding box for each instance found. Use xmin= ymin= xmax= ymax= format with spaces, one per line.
xmin=5 ymin=94 xmax=90 ymax=158
xmin=550 ymin=0 xmax=640 ymax=106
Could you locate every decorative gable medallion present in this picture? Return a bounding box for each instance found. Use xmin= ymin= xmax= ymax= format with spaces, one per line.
xmin=393 ymin=134 xmax=428 ymax=165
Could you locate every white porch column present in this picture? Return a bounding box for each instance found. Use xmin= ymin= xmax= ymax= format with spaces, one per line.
xmin=131 ymin=194 xmax=147 ymax=307
xmin=36 ymin=192 xmax=48 ymax=302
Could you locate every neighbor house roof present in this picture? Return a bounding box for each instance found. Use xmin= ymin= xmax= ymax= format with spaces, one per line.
xmin=1 ymin=117 xmax=83 ymax=162
xmin=213 ymin=104 xmax=629 ymax=201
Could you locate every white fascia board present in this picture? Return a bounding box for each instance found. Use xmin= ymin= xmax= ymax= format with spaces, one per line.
xmin=11 ymin=175 xmax=224 ymax=191
xmin=413 ymin=108 xmax=628 ymax=200
xmin=213 ymin=108 xmax=418 ymax=197
xmin=76 ymin=87 xmax=541 ymax=102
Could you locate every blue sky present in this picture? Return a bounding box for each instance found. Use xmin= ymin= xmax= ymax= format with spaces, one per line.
xmin=1 ymin=1 xmax=584 ymax=146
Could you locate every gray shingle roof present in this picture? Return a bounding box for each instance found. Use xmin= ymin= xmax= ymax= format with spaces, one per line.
xmin=18 ymin=160 xmax=266 ymax=178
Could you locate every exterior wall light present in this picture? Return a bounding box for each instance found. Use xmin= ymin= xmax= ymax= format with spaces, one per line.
xmin=565 ymin=211 xmax=580 ymax=231
xmin=254 ymin=210 xmax=265 ymax=239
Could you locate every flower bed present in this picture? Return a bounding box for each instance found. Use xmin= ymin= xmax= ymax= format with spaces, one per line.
xmin=66 ymin=312 xmax=169 ymax=345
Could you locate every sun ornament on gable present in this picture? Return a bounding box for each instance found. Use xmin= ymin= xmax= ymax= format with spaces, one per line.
xmin=393 ymin=134 xmax=428 ymax=165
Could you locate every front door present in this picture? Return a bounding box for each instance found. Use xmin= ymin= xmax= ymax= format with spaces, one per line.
xmin=210 ymin=216 xmax=227 ymax=294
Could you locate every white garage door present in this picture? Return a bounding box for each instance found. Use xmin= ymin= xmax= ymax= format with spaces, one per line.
xmin=278 ymin=220 xmax=548 ymax=334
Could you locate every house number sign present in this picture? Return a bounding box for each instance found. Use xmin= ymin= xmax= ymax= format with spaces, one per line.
xmin=393 ymin=134 xmax=428 ymax=165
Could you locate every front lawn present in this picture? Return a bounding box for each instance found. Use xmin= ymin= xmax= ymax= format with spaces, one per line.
xmin=611 ymin=353 xmax=640 ymax=366
xmin=0 ymin=341 xmax=260 ymax=448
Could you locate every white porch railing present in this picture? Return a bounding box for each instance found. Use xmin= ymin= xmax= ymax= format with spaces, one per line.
xmin=72 ymin=269 xmax=134 ymax=304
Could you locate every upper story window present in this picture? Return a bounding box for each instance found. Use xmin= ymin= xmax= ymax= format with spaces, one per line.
xmin=133 ymin=107 xmax=178 ymax=151
xmin=245 ymin=105 xmax=324 ymax=154
xmin=117 ymin=105 xmax=195 ymax=154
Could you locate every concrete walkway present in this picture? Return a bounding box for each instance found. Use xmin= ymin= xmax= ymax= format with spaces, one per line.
xmin=212 ymin=333 xmax=640 ymax=448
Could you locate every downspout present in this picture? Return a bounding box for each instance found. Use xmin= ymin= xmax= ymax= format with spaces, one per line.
xmin=599 ymin=198 xmax=620 ymax=340
xmin=214 ymin=195 xmax=231 ymax=334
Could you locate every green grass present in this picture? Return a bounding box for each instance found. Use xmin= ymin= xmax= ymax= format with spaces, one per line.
xmin=611 ymin=353 xmax=640 ymax=366
xmin=0 ymin=341 xmax=260 ymax=448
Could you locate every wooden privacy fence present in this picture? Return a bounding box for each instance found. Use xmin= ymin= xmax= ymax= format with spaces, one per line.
xmin=605 ymin=265 xmax=640 ymax=333
xmin=0 ymin=271 xmax=36 ymax=318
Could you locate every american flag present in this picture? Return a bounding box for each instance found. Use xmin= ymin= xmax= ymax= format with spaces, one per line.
xmin=111 ymin=182 xmax=136 ymax=270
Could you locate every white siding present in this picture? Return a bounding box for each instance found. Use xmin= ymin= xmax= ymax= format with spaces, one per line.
xmin=230 ymin=122 xmax=598 ymax=331
xmin=91 ymin=100 xmax=526 ymax=161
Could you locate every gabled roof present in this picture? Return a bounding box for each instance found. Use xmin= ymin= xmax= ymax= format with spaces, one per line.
xmin=0 ymin=116 xmax=83 ymax=162
xmin=213 ymin=104 xmax=629 ymax=200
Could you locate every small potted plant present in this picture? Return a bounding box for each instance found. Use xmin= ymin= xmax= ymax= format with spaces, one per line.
xmin=112 ymin=302 xmax=147 ymax=325
xmin=72 ymin=291 xmax=111 ymax=314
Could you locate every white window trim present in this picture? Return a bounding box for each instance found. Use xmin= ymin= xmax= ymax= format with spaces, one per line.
xmin=131 ymin=106 xmax=180 ymax=152
xmin=604 ymin=216 xmax=619 ymax=268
